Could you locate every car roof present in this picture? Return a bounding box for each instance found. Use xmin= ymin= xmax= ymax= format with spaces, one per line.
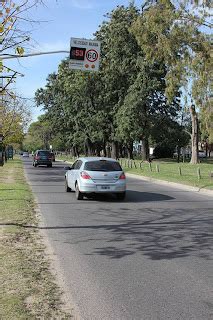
xmin=36 ymin=150 xmax=51 ymax=152
xmin=77 ymin=157 xmax=119 ymax=163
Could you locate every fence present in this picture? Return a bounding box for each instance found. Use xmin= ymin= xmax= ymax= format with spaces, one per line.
xmin=56 ymin=153 xmax=213 ymax=187
xmin=118 ymin=158 xmax=213 ymax=188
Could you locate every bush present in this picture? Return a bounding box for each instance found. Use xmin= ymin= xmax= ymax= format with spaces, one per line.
xmin=153 ymin=144 xmax=174 ymax=158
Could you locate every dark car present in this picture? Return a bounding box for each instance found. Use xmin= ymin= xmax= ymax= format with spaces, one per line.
xmin=33 ymin=150 xmax=53 ymax=167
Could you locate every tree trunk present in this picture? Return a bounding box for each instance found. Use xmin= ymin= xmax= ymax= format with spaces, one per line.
xmin=177 ymin=145 xmax=181 ymax=163
xmin=118 ymin=144 xmax=123 ymax=158
xmin=190 ymin=105 xmax=199 ymax=164
xmin=95 ymin=143 xmax=102 ymax=157
xmin=111 ymin=141 xmax=118 ymax=159
xmin=70 ymin=146 xmax=77 ymax=157
xmin=105 ymin=143 xmax=111 ymax=158
xmin=75 ymin=146 xmax=79 ymax=157
xmin=141 ymin=138 xmax=149 ymax=161
xmin=73 ymin=146 xmax=79 ymax=158
xmin=84 ymin=137 xmax=93 ymax=156
xmin=207 ymin=143 xmax=213 ymax=157
xmin=127 ymin=141 xmax=133 ymax=159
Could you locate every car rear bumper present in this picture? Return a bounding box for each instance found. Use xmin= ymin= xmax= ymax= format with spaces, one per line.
xmin=34 ymin=160 xmax=52 ymax=165
xmin=79 ymin=181 xmax=126 ymax=193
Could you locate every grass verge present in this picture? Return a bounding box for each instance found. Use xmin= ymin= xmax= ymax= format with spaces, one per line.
xmin=0 ymin=159 xmax=72 ymax=319
xmin=56 ymin=155 xmax=213 ymax=190
xmin=122 ymin=159 xmax=213 ymax=190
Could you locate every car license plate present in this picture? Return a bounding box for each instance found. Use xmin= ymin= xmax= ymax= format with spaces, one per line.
xmin=99 ymin=185 xmax=110 ymax=190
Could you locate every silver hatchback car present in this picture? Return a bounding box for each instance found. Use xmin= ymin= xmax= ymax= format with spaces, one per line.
xmin=65 ymin=157 xmax=126 ymax=200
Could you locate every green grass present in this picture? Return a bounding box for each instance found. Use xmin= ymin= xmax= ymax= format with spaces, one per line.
xmin=56 ymin=155 xmax=213 ymax=190
xmin=56 ymin=154 xmax=76 ymax=162
xmin=120 ymin=158 xmax=213 ymax=190
xmin=0 ymin=159 xmax=72 ymax=319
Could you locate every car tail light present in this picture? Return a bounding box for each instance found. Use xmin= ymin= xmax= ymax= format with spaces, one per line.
xmin=81 ymin=171 xmax=91 ymax=179
xmin=35 ymin=155 xmax=40 ymax=160
xmin=119 ymin=172 xmax=126 ymax=179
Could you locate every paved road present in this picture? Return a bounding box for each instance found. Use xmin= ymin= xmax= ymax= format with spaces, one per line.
xmin=24 ymin=158 xmax=213 ymax=320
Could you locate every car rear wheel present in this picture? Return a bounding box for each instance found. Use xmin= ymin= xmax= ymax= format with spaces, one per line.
xmin=116 ymin=192 xmax=126 ymax=200
xmin=65 ymin=180 xmax=71 ymax=192
xmin=47 ymin=164 xmax=52 ymax=168
xmin=75 ymin=183 xmax=84 ymax=200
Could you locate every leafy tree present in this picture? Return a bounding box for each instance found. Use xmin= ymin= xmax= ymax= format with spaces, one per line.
xmin=35 ymin=60 xmax=106 ymax=156
xmin=95 ymin=4 xmax=140 ymax=158
xmin=2 ymin=95 xmax=31 ymax=145
xmin=33 ymin=1 xmax=210 ymax=164
xmin=116 ymin=56 xmax=181 ymax=160
xmin=151 ymin=116 xmax=190 ymax=160
xmin=0 ymin=0 xmax=44 ymax=163
xmin=131 ymin=0 xmax=212 ymax=163
xmin=23 ymin=115 xmax=53 ymax=151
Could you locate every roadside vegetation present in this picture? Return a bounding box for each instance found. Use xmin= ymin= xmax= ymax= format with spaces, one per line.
xmin=57 ymin=154 xmax=213 ymax=190
xmin=23 ymin=0 xmax=212 ymax=165
xmin=0 ymin=0 xmax=44 ymax=151
xmin=0 ymin=159 xmax=72 ymax=319
xmin=123 ymin=159 xmax=213 ymax=190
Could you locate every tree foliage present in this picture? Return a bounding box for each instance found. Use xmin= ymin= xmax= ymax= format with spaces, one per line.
xmin=33 ymin=1 xmax=211 ymax=161
xmin=131 ymin=0 xmax=212 ymax=163
xmin=2 ymin=95 xmax=31 ymax=145
xmin=0 ymin=0 xmax=44 ymax=151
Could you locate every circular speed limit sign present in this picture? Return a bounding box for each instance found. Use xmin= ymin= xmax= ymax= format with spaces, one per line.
xmin=86 ymin=49 xmax=98 ymax=62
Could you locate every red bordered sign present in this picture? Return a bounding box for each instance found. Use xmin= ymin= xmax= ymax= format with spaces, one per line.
xmin=69 ymin=38 xmax=101 ymax=72
xmin=86 ymin=49 xmax=98 ymax=62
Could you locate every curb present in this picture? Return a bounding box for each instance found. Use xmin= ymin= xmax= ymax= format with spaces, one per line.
xmin=126 ymin=173 xmax=213 ymax=197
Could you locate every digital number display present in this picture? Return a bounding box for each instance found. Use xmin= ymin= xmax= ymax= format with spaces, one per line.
xmin=70 ymin=47 xmax=86 ymax=60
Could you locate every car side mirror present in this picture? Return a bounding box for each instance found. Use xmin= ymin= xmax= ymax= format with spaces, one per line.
xmin=64 ymin=166 xmax=72 ymax=170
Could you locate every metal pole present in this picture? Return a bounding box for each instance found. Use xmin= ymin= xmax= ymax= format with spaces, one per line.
xmin=0 ymin=50 xmax=70 ymax=60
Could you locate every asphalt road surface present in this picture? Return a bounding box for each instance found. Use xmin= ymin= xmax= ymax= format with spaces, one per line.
xmin=23 ymin=158 xmax=213 ymax=320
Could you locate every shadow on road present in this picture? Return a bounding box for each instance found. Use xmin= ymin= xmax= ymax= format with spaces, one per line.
xmin=77 ymin=191 xmax=174 ymax=203
xmin=2 ymin=208 xmax=212 ymax=261
xmin=17 ymin=158 xmax=213 ymax=261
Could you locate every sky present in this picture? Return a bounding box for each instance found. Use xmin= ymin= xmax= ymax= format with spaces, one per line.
xmin=6 ymin=0 xmax=143 ymax=122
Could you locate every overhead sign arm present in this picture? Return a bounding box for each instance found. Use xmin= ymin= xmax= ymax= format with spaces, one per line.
xmin=0 ymin=51 xmax=70 ymax=60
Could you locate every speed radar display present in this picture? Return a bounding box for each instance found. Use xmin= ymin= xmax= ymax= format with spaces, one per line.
xmin=69 ymin=38 xmax=101 ymax=72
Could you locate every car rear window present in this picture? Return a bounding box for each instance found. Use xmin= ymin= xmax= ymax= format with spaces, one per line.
xmin=84 ymin=160 xmax=122 ymax=171
xmin=38 ymin=151 xmax=51 ymax=156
